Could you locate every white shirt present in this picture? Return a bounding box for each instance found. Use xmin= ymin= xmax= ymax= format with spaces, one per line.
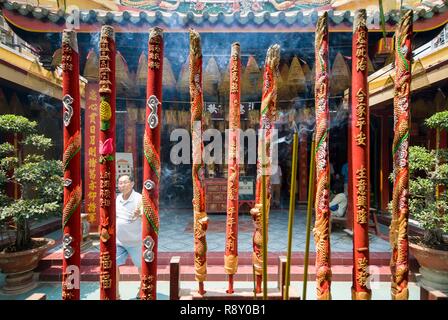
xmin=270 ymin=165 xmax=282 ymax=185
xmin=116 ymin=190 xmax=142 ymax=246
xmin=330 ymin=193 xmax=347 ymax=217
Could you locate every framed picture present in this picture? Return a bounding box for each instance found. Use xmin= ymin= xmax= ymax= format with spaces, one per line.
xmin=116 ymin=152 xmax=134 ymax=183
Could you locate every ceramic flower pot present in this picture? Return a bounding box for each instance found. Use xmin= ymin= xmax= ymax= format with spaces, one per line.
xmin=409 ymin=241 xmax=448 ymax=293
xmin=0 ymin=238 xmax=55 ymax=295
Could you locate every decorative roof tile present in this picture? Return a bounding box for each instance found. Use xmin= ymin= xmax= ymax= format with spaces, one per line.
xmin=0 ymin=0 xmax=447 ymax=32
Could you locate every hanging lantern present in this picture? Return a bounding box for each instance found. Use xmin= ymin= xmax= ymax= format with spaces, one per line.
xmin=116 ymin=51 xmax=132 ymax=95
xmin=136 ymin=52 xmax=147 ymax=88
xmin=219 ymin=66 xmax=230 ymax=100
xmin=204 ymin=56 xmax=221 ymax=99
xmin=280 ymin=63 xmax=289 ymax=82
xmin=243 ymin=55 xmax=261 ymax=100
xmin=177 ymin=58 xmax=190 ymax=97
xmin=330 ymin=52 xmax=351 ymax=95
xmin=83 ymin=49 xmax=99 ymax=82
xmin=277 ymin=75 xmax=290 ymax=102
xmin=288 ymin=56 xmax=306 ymax=96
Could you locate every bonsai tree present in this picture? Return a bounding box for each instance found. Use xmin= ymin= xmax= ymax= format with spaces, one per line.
xmin=0 ymin=114 xmax=63 ymax=252
xmin=408 ymin=110 xmax=448 ymax=249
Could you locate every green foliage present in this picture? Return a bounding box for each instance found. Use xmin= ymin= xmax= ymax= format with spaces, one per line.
xmin=0 ymin=114 xmax=62 ymax=251
xmin=409 ymin=177 xmax=434 ymax=198
xmin=0 ymin=114 xmax=37 ymax=135
xmin=24 ymin=154 xmax=45 ymax=164
xmin=13 ymin=160 xmax=63 ymax=213
xmin=0 ymin=157 xmax=19 ymax=171
xmin=23 ymin=134 xmax=52 ymax=151
xmin=425 ymin=111 xmax=448 ymax=131
xmin=0 ymin=169 xmax=9 ymax=208
xmin=406 ymin=112 xmax=448 ymax=247
xmin=0 ymin=199 xmax=61 ymax=221
xmin=434 ymin=163 xmax=448 ymax=185
xmin=0 ymin=143 xmax=14 ymax=157
xmin=409 ymin=146 xmax=434 ymax=174
xmin=0 ymin=169 xmax=7 ymax=187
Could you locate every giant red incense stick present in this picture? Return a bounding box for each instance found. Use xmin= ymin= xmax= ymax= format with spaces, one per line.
xmin=61 ymin=29 xmax=81 ymax=300
xmin=189 ymin=29 xmax=208 ymax=295
xmin=251 ymin=44 xmax=280 ymax=294
xmin=141 ymin=27 xmax=164 ymax=300
xmin=98 ymin=25 xmax=117 ymax=300
xmin=351 ymin=9 xmax=371 ymax=300
xmin=313 ymin=12 xmax=332 ymax=300
xmin=225 ymin=42 xmax=241 ymax=294
xmin=390 ymin=10 xmax=413 ymax=301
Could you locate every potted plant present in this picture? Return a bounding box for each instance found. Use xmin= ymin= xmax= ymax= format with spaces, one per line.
xmin=0 ymin=114 xmax=62 ymax=294
xmin=407 ymin=110 xmax=448 ymax=293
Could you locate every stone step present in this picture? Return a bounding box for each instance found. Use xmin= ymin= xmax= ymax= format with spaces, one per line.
xmin=38 ymin=263 xmax=405 ymax=282
xmin=38 ymin=251 xmax=392 ymax=269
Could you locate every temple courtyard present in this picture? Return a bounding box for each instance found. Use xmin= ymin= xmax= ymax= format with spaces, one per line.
xmin=1 ymin=207 xmax=421 ymax=300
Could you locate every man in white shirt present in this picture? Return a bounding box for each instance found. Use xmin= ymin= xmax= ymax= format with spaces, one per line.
xmin=116 ymin=174 xmax=142 ymax=299
xmin=330 ymin=193 xmax=348 ymax=217
xmin=329 ymin=179 xmax=347 ymax=218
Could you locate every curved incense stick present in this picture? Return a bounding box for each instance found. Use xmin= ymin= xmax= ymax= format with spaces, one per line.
xmin=313 ymin=12 xmax=332 ymax=301
xmin=189 ymin=29 xmax=208 ymax=295
xmin=251 ymin=44 xmax=280 ymax=294
xmin=225 ymin=42 xmax=241 ymax=294
xmin=390 ymin=10 xmax=413 ymax=301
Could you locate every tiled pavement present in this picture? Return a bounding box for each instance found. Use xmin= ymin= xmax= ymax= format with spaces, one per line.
xmin=32 ymin=207 xmax=394 ymax=283
xmin=0 ymin=207 xmax=398 ymax=300
xmin=156 ymin=208 xmax=389 ymax=253
xmin=48 ymin=207 xmax=387 ymax=254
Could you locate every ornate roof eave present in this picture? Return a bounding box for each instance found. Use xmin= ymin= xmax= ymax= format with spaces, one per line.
xmin=369 ymin=43 xmax=448 ymax=108
xmin=1 ymin=0 xmax=448 ymax=33
xmin=0 ymin=42 xmax=87 ymax=102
